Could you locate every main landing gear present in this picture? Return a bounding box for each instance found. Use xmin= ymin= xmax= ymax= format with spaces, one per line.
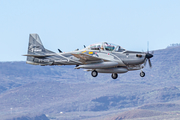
xmin=91 ymin=70 xmax=145 ymax=79
xmin=140 ymin=71 xmax=145 ymax=77
xmin=111 ymin=73 xmax=118 ymax=79
xmin=91 ymin=70 xmax=118 ymax=79
xmin=91 ymin=70 xmax=98 ymax=77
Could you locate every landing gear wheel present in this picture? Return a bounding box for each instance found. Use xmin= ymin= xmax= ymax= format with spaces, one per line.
xmin=111 ymin=73 xmax=118 ymax=79
xmin=91 ymin=70 xmax=98 ymax=77
xmin=140 ymin=71 xmax=145 ymax=77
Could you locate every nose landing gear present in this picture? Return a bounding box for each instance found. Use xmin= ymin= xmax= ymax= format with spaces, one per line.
xmin=140 ymin=71 xmax=145 ymax=77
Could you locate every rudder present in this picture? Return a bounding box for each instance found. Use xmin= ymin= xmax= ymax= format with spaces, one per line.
xmin=27 ymin=34 xmax=46 ymax=54
xmin=26 ymin=34 xmax=47 ymax=63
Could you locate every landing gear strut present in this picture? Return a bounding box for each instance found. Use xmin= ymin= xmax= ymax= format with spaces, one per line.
xmin=111 ymin=73 xmax=118 ymax=79
xmin=140 ymin=71 xmax=145 ymax=77
xmin=91 ymin=70 xmax=98 ymax=77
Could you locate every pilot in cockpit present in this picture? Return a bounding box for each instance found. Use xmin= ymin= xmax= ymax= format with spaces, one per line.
xmin=97 ymin=45 xmax=101 ymax=50
xmin=104 ymin=42 xmax=115 ymax=51
xmin=101 ymin=45 xmax=104 ymax=50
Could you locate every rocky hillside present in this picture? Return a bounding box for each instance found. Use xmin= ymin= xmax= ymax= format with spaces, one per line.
xmin=1 ymin=46 xmax=180 ymax=119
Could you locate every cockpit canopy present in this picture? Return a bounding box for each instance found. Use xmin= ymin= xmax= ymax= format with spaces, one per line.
xmin=84 ymin=42 xmax=125 ymax=52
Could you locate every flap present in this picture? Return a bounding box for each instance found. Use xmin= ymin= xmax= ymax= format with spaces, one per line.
xmin=71 ymin=53 xmax=103 ymax=64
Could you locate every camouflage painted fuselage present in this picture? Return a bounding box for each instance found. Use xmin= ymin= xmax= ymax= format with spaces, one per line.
xmin=24 ymin=34 xmax=151 ymax=76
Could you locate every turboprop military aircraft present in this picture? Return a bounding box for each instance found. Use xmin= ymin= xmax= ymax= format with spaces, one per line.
xmin=23 ymin=34 xmax=153 ymax=79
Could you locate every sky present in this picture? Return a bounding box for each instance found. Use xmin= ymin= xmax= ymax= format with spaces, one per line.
xmin=0 ymin=0 xmax=180 ymax=61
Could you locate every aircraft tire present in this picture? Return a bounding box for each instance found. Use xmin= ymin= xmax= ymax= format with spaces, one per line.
xmin=112 ymin=73 xmax=118 ymax=79
xmin=140 ymin=71 xmax=145 ymax=77
xmin=91 ymin=70 xmax=98 ymax=77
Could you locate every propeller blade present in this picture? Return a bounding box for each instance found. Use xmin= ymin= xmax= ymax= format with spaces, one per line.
xmin=148 ymin=58 xmax=152 ymax=68
xmin=144 ymin=58 xmax=147 ymax=66
xmin=144 ymin=42 xmax=153 ymax=68
xmin=151 ymin=51 xmax=154 ymax=55
xmin=147 ymin=41 xmax=149 ymax=53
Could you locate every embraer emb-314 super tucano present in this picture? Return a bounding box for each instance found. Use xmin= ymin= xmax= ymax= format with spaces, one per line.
xmin=23 ymin=34 xmax=153 ymax=79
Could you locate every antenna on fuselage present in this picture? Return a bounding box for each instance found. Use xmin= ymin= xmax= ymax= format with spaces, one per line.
xmin=58 ymin=49 xmax=62 ymax=53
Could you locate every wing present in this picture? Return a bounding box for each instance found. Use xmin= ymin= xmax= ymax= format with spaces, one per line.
xmin=72 ymin=53 xmax=120 ymax=69
xmin=71 ymin=53 xmax=104 ymax=64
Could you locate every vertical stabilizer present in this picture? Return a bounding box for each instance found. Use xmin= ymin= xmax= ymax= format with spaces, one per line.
xmin=24 ymin=34 xmax=55 ymax=65
xmin=27 ymin=34 xmax=46 ymax=54
xmin=26 ymin=34 xmax=54 ymax=63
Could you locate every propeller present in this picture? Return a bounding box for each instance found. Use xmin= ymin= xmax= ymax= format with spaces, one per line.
xmin=144 ymin=42 xmax=154 ymax=68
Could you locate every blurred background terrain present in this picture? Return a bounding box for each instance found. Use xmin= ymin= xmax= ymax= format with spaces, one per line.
xmin=1 ymin=45 xmax=180 ymax=120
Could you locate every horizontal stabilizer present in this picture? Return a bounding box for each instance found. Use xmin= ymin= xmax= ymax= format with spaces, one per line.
xmin=23 ymin=54 xmax=54 ymax=58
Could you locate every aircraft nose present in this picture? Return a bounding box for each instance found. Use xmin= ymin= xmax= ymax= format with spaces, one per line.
xmin=146 ymin=53 xmax=153 ymax=59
